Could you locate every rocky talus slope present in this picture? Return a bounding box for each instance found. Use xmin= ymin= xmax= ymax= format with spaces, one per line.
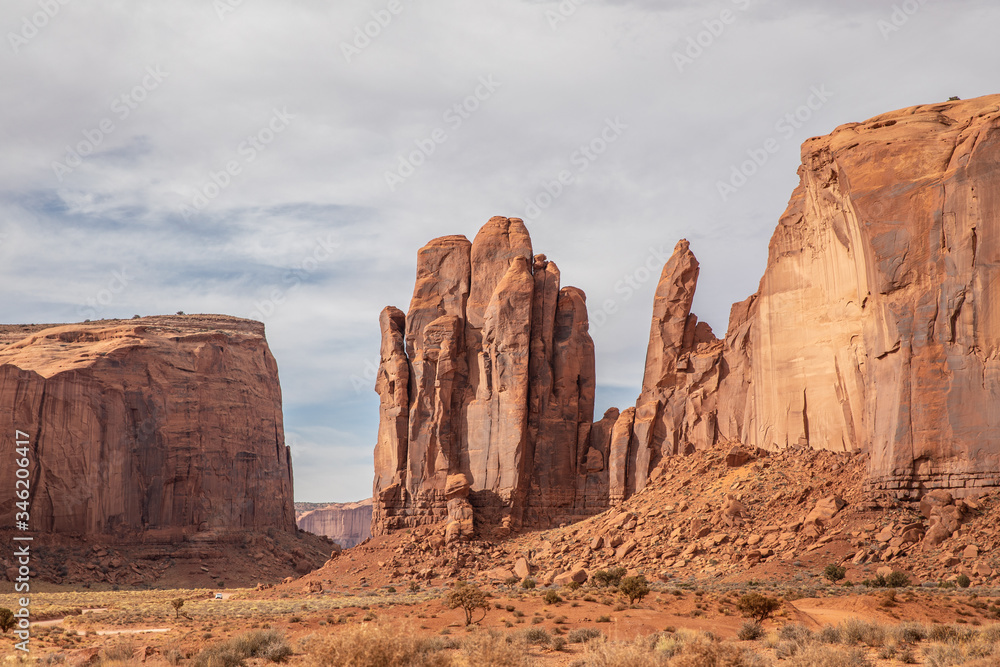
xmin=308 ymin=443 xmax=1000 ymax=591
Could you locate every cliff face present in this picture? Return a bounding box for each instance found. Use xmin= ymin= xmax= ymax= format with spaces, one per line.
xmin=296 ymin=499 xmax=373 ymax=548
xmin=0 ymin=315 xmax=296 ymax=541
xmin=726 ymin=95 xmax=1000 ymax=498
xmin=373 ymin=217 xmax=604 ymax=538
xmin=611 ymin=94 xmax=1000 ymax=501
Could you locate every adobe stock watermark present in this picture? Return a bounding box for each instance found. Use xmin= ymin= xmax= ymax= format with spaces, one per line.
xmin=877 ymin=0 xmax=932 ymax=40
xmin=350 ymin=358 xmax=380 ymax=394
xmin=77 ymin=267 xmax=136 ymax=321
xmin=214 ymin=0 xmax=245 ymax=21
xmin=545 ymin=0 xmax=587 ymax=31
xmin=716 ymin=85 xmax=833 ymax=202
xmin=51 ymin=65 xmax=169 ymax=183
xmin=248 ymin=233 xmax=341 ymax=322
xmin=8 ymin=0 xmax=73 ymax=55
xmin=590 ymin=244 xmax=675 ymax=329
xmin=520 ymin=117 xmax=628 ymax=221
xmin=341 ymin=0 xmax=411 ymax=63
xmin=672 ymin=0 xmax=751 ymax=73
xmin=384 ymin=75 xmax=501 ymax=192
xmin=179 ymin=107 xmax=295 ymax=219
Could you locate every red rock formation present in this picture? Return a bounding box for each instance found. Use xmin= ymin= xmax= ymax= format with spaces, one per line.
xmin=720 ymin=95 xmax=1000 ymax=499
xmin=296 ymin=499 xmax=373 ymax=548
xmin=373 ymin=217 xmax=604 ymax=538
xmin=0 ymin=315 xmax=296 ymax=541
xmin=616 ymin=240 xmax=725 ymax=495
xmin=615 ymin=94 xmax=1000 ymax=503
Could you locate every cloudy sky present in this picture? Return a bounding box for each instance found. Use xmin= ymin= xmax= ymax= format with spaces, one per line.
xmin=1 ymin=0 xmax=997 ymax=502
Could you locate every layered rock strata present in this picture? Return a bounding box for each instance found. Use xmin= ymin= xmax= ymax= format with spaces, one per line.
xmin=0 ymin=315 xmax=296 ymax=541
xmin=296 ymin=499 xmax=373 ymax=548
xmin=373 ymin=217 xmax=604 ymax=537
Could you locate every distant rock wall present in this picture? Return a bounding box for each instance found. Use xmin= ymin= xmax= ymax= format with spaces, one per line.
xmin=0 ymin=316 xmax=296 ymax=542
xmin=373 ymin=217 xmax=605 ymax=538
xmin=296 ymin=499 xmax=372 ymax=548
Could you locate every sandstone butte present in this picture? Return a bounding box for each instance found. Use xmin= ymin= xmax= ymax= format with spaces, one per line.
xmin=373 ymin=93 xmax=1000 ymax=542
xmin=0 ymin=315 xmax=297 ymax=543
xmin=296 ymin=498 xmax=373 ymax=548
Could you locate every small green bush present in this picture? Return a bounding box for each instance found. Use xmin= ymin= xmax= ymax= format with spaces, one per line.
xmin=737 ymin=593 xmax=781 ymax=622
xmin=958 ymin=574 xmax=971 ymax=588
xmin=521 ymin=578 xmax=536 ymax=589
xmin=886 ymin=571 xmax=910 ymax=588
xmin=592 ymin=567 xmax=628 ymax=587
xmin=824 ymin=564 xmax=847 ymax=583
xmin=447 ymin=582 xmax=488 ymax=626
xmin=544 ymin=590 xmax=563 ymax=605
xmin=619 ymin=575 xmax=650 ymax=604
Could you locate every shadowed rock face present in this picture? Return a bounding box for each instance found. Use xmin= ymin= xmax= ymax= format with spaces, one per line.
xmin=0 ymin=315 xmax=296 ymax=541
xmin=611 ymin=94 xmax=1000 ymax=502
xmin=373 ymin=217 xmax=604 ymax=538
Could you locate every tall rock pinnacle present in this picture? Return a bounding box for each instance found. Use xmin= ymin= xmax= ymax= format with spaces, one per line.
xmin=373 ymin=217 xmax=603 ymax=540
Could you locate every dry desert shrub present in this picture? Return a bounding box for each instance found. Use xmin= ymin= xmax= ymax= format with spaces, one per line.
xmin=457 ymin=629 xmax=534 ymax=667
xmin=302 ymin=623 xmax=453 ymax=667
xmin=785 ymin=643 xmax=873 ymax=667
xmin=737 ymin=620 xmax=764 ymax=641
xmin=667 ymin=638 xmax=768 ymax=667
xmin=837 ymin=618 xmax=886 ymax=647
xmin=194 ymin=629 xmax=292 ymax=667
xmin=924 ymin=637 xmax=1000 ymax=667
xmin=573 ymin=640 xmax=670 ymax=667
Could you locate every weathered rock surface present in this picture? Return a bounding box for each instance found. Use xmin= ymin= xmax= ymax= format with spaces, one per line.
xmin=725 ymin=95 xmax=1000 ymax=498
xmin=613 ymin=94 xmax=1000 ymax=502
xmin=296 ymin=499 xmax=373 ymax=548
xmin=0 ymin=315 xmax=296 ymax=541
xmin=373 ymin=217 xmax=604 ymax=538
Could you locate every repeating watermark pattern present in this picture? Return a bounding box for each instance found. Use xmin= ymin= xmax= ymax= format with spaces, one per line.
xmin=590 ymin=244 xmax=674 ymax=329
xmin=545 ymin=0 xmax=587 ymax=31
xmin=76 ymin=266 xmax=136 ymax=321
xmin=51 ymin=65 xmax=169 ymax=183
xmin=384 ymin=75 xmax=501 ymax=192
xmin=716 ymin=85 xmax=833 ymax=202
xmin=341 ymin=0 xmax=410 ymax=63
xmin=214 ymin=0 xmax=245 ymax=21
xmin=672 ymin=0 xmax=751 ymax=73
xmin=520 ymin=116 xmax=628 ymax=221
xmin=179 ymin=107 xmax=295 ymax=219
xmin=12 ymin=429 xmax=33 ymax=653
xmin=350 ymin=358 xmax=380 ymax=394
xmin=8 ymin=0 xmax=73 ymax=55
xmin=249 ymin=232 xmax=341 ymax=322
xmin=877 ymin=0 xmax=931 ymax=40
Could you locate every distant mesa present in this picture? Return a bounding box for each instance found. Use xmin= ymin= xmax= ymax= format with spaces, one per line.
xmin=296 ymin=498 xmax=373 ymax=548
xmin=0 ymin=314 xmax=295 ymax=540
xmin=372 ymin=93 xmax=1000 ymax=543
